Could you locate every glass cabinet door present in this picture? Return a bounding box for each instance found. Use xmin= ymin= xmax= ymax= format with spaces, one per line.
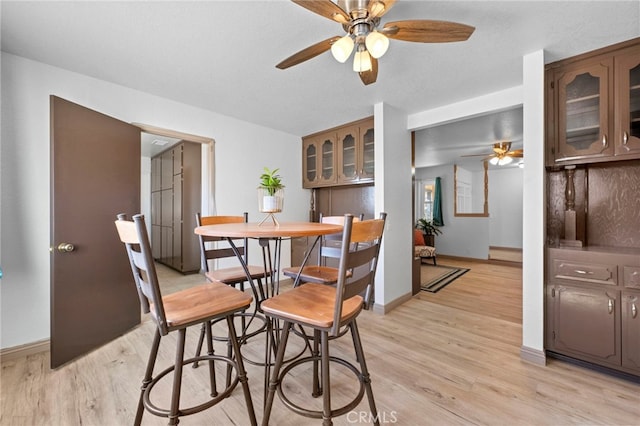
xmin=303 ymin=140 xmax=317 ymax=186
xmin=320 ymin=136 xmax=336 ymax=184
xmin=556 ymin=60 xmax=613 ymax=161
xmin=338 ymin=126 xmax=358 ymax=183
xmin=615 ymin=45 xmax=640 ymax=156
xmin=360 ymin=126 xmax=375 ymax=181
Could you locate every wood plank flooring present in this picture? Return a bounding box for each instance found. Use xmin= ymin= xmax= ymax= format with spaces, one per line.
xmin=1 ymin=261 xmax=639 ymax=425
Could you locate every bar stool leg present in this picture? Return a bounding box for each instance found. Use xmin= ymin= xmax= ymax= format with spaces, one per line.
xmin=192 ymin=322 xmax=207 ymax=368
xmin=135 ymin=329 xmax=161 ymax=426
xmin=205 ymin=322 xmax=218 ymax=397
xmin=262 ymin=321 xmax=292 ymax=426
xmin=321 ymin=331 xmax=332 ymax=426
xmin=168 ymin=329 xmax=187 ymax=425
xmin=226 ymin=315 xmax=258 ymax=426
xmin=312 ymin=329 xmax=322 ymax=397
xmin=350 ymin=320 xmax=380 ymax=426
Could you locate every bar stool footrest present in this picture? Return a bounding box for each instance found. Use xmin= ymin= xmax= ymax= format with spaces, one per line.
xmin=276 ymin=355 xmax=365 ymax=419
xmin=143 ymin=354 xmax=240 ymax=419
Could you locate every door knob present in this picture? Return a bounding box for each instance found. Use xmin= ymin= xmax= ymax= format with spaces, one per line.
xmin=57 ymin=243 xmax=75 ymax=253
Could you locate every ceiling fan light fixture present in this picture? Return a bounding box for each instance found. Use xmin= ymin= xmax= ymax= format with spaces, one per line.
xmin=353 ymin=48 xmax=372 ymax=72
xmin=365 ymin=30 xmax=389 ymax=58
xmin=331 ymin=35 xmax=355 ymax=63
xmin=489 ymin=156 xmax=499 ymax=166
xmin=498 ymin=156 xmax=513 ymax=166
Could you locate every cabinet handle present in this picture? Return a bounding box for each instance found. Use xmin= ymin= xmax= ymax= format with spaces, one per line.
xmin=608 ymin=298 xmax=614 ymax=314
xmin=633 ymin=302 xmax=637 ymax=319
xmin=601 ymin=134 xmax=608 ymax=148
xmin=623 ymin=131 xmax=629 ymax=146
xmin=574 ymin=269 xmax=594 ymax=275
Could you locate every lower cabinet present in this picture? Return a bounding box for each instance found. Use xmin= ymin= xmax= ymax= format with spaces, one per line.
xmin=622 ymin=290 xmax=640 ymax=370
xmin=549 ymin=283 xmax=621 ymax=367
xmin=546 ymin=247 xmax=640 ymax=376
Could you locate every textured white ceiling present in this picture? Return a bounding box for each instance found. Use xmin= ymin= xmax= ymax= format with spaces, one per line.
xmin=414 ymin=106 xmax=523 ymax=169
xmin=2 ymin=1 xmax=639 ymax=140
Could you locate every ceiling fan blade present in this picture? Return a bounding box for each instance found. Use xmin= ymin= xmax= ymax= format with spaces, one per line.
xmin=292 ymin=0 xmax=350 ymax=24
xmin=359 ymin=57 xmax=378 ymax=85
xmin=368 ymin=0 xmax=397 ymax=18
xmin=507 ymin=150 xmax=524 ymax=158
xmin=276 ymin=36 xmax=341 ymax=69
xmin=382 ymin=20 xmax=475 ymax=43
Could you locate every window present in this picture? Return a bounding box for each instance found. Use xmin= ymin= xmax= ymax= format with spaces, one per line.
xmin=423 ymin=183 xmax=434 ymax=220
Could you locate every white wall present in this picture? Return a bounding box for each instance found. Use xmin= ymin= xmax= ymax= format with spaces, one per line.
xmin=522 ymin=50 xmax=546 ymax=359
xmin=0 ymin=53 xmax=306 ymax=349
xmin=415 ymin=165 xmax=490 ymax=259
xmin=374 ymin=102 xmax=412 ymax=309
xmin=488 ymin=167 xmax=523 ymax=248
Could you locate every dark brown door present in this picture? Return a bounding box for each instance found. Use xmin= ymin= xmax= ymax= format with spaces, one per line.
xmin=50 ymin=96 xmax=141 ymax=368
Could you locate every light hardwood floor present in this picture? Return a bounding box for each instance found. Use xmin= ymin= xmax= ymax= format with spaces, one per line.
xmin=1 ymin=260 xmax=639 ymax=425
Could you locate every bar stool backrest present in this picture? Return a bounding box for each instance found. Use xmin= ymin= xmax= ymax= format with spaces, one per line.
xmin=115 ymin=214 xmax=169 ymax=335
xmin=317 ymin=213 xmax=364 ymax=265
xmin=196 ymin=213 xmax=249 ymax=273
xmin=331 ymin=212 xmax=386 ymax=336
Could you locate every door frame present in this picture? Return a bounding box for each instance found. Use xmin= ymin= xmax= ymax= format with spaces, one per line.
xmin=133 ymin=123 xmax=216 ymax=215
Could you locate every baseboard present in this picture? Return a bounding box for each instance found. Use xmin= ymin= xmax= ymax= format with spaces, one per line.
xmin=1 ymin=339 xmax=50 ymax=362
xmin=373 ymin=291 xmax=413 ymax=315
xmin=437 ymin=253 xmax=522 ymax=267
xmin=520 ymin=345 xmax=546 ymax=366
xmin=489 ymin=246 xmax=523 ymax=264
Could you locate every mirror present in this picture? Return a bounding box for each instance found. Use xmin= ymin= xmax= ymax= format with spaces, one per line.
xmin=454 ymin=161 xmax=488 ymax=217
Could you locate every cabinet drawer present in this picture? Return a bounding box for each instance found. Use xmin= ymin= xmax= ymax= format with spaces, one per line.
xmin=552 ymin=259 xmax=617 ymax=285
xmin=623 ymin=266 xmax=640 ymax=289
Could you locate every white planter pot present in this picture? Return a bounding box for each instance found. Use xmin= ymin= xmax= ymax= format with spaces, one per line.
xmin=258 ymin=188 xmax=284 ymax=213
xmin=263 ymin=195 xmax=279 ymax=212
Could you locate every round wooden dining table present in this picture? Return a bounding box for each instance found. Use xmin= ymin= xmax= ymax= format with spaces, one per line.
xmin=194 ymin=221 xmax=343 ymax=239
xmin=194 ymin=220 xmax=344 ymax=402
xmin=194 ymin=220 xmax=344 ymax=295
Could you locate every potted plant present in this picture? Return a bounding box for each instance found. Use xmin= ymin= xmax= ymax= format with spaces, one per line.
xmin=415 ymin=218 xmax=442 ymax=247
xmin=258 ymin=167 xmax=285 ymax=213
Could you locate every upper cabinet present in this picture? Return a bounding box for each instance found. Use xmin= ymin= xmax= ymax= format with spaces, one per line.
xmin=302 ymin=117 xmax=374 ymax=188
xmin=547 ymin=38 xmax=640 ymax=166
xmin=615 ymin=44 xmax=640 ymax=158
xmin=303 ymin=134 xmax=337 ymax=187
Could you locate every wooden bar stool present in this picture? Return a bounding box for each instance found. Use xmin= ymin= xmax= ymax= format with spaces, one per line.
xmin=192 ymin=213 xmax=271 ymax=367
xmin=114 ymin=214 xmax=257 ymax=426
xmin=282 ymin=213 xmax=363 ymax=286
xmin=261 ymin=213 xmax=386 ymax=426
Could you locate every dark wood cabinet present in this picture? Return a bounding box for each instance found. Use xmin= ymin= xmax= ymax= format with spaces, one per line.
xmin=150 ymin=141 xmax=201 ymax=273
xmin=547 ymin=38 xmax=640 ymax=166
xmin=336 ymin=120 xmax=375 ymax=185
xmin=546 ymin=248 xmax=640 ymax=376
xmin=614 ymin=44 xmax=640 ymax=158
xmin=303 ymin=134 xmax=337 ymax=188
xmin=302 ymin=117 xmax=374 ymax=188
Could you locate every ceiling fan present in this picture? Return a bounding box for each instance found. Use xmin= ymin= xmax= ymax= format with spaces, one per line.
xmin=462 ymin=141 xmax=524 ymax=166
xmin=276 ymin=0 xmax=475 ymax=85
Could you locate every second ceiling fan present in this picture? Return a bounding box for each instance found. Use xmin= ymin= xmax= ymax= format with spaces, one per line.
xmin=277 ymin=0 xmax=475 ymax=85
xmin=463 ymin=141 xmax=524 ymax=166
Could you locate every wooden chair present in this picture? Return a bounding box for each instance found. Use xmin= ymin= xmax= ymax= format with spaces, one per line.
xmin=114 ymin=214 xmax=257 ymax=426
xmin=262 ymin=213 xmax=386 ymax=426
xmin=282 ymin=213 xmax=363 ymax=286
xmin=414 ymin=229 xmax=437 ymax=265
xmin=193 ymin=213 xmax=271 ymax=364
